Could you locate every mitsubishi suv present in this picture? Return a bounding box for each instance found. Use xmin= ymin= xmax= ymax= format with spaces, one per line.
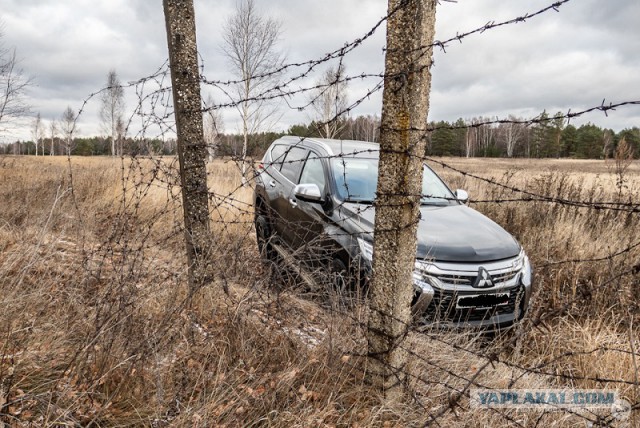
xmin=253 ymin=136 xmax=533 ymax=329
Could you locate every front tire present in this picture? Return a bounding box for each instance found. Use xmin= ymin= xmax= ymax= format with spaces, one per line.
xmin=329 ymin=257 xmax=349 ymax=293
xmin=255 ymin=215 xmax=276 ymax=261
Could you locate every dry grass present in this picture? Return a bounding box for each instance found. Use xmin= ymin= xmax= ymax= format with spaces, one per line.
xmin=1 ymin=155 xmax=638 ymax=426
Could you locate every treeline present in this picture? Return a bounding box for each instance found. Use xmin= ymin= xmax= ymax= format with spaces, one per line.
xmin=1 ymin=136 xmax=176 ymax=157
xmin=427 ymin=115 xmax=639 ymax=159
xmin=2 ymin=113 xmax=638 ymax=159
xmin=1 ymin=133 xmax=286 ymax=158
xmin=215 ymin=115 xmax=382 ymax=158
xmin=0 ymin=115 xmax=382 ymax=159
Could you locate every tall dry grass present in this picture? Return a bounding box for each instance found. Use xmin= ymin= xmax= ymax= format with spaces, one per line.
xmin=1 ymin=155 xmax=638 ymax=426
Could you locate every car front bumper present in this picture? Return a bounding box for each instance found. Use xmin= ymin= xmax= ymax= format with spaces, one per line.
xmin=411 ymin=251 xmax=533 ymax=330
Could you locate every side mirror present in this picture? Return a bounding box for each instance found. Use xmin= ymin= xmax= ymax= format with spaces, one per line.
xmin=455 ymin=189 xmax=469 ymax=204
xmin=294 ymin=183 xmax=323 ymax=203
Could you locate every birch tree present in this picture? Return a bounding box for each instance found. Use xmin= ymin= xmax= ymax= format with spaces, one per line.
xmin=222 ymin=0 xmax=285 ymax=183
xmin=31 ymin=112 xmax=44 ymax=156
xmin=116 ymin=116 xmax=125 ymax=156
xmin=465 ymin=122 xmax=476 ymax=157
xmin=347 ymin=114 xmax=380 ymax=142
xmin=367 ymin=0 xmax=437 ymax=398
xmin=0 ymin=30 xmax=31 ymax=133
xmin=48 ymin=119 xmax=57 ymax=156
xmin=310 ymin=64 xmax=348 ymax=139
xmin=100 ymin=70 xmax=125 ymax=156
xmin=203 ymin=94 xmax=224 ymax=162
xmin=476 ymin=117 xmax=494 ymax=157
xmin=60 ymin=106 xmax=76 ymax=156
xmin=500 ymin=115 xmax=525 ymax=157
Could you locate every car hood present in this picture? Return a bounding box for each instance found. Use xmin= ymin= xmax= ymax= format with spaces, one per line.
xmin=340 ymin=202 xmax=521 ymax=263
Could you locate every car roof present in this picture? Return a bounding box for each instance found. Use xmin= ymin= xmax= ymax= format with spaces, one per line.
xmin=275 ymin=136 xmax=379 ymax=157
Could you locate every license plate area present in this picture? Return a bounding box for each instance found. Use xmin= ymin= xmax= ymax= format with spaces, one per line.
xmin=456 ymin=292 xmax=510 ymax=310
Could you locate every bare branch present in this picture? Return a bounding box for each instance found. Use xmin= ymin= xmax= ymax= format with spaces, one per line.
xmin=0 ymin=34 xmax=32 ymax=134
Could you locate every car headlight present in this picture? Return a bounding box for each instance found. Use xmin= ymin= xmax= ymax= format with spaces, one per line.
xmin=511 ymin=249 xmax=526 ymax=271
xmin=512 ymin=248 xmax=532 ymax=287
xmin=357 ymin=237 xmax=374 ymax=262
xmin=521 ymin=252 xmax=532 ymax=287
xmin=413 ymin=260 xmax=436 ymax=293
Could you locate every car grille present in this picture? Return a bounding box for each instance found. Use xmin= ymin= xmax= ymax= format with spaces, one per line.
xmin=434 ymin=269 xmax=519 ymax=287
xmin=416 ymin=285 xmax=524 ymax=323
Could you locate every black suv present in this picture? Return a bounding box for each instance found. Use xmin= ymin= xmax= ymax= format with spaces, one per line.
xmin=253 ymin=136 xmax=533 ymax=329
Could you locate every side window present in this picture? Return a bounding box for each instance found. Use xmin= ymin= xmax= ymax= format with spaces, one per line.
xmin=299 ymin=152 xmax=326 ymax=194
xmin=280 ymin=147 xmax=308 ymax=183
xmin=269 ymin=145 xmax=287 ymax=170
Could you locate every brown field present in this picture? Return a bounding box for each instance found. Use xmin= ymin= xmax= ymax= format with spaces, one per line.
xmin=1 ymin=155 xmax=639 ymax=426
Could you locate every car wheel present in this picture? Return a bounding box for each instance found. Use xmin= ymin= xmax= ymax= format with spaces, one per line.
xmin=255 ymin=215 xmax=276 ymax=261
xmin=327 ymin=257 xmax=367 ymax=309
xmin=329 ymin=257 xmax=349 ymax=292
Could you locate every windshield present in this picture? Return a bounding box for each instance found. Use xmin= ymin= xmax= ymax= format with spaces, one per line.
xmin=331 ymin=157 xmax=455 ymax=205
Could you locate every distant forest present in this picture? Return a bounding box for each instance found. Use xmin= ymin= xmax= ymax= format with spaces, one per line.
xmin=2 ymin=114 xmax=639 ymax=160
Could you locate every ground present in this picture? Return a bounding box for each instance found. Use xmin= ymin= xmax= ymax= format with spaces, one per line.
xmin=0 ymin=155 xmax=638 ymax=426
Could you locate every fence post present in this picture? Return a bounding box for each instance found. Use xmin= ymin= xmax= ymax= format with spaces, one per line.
xmin=163 ymin=0 xmax=211 ymax=291
xmin=367 ymin=0 xmax=437 ymax=398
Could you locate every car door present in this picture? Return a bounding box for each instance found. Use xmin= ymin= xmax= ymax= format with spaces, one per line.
xmin=271 ymin=145 xmax=308 ymax=245
xmin=260 ymin=143 xmax=287 ymax=211
xmin=287 ymin=151 xmax=329 ymax=263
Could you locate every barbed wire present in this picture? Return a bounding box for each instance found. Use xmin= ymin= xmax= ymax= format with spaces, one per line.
xmin=237 ymin=146 xmax=640 ymax=211
xmin=5 ymin=0 xmax=640 ymax=426
xmin=118 ymin=145 xmax=640 ymax=283
xmin=84 ymin=0 xmax=577 ymax=142
xmin=199 ymin=0 xmax=575 ymax=113
xmin=411 ymin=1 xmax=573 ymax=56
xmin=5 ymin=140 xmax=637 ymax=425
xmin=425 ymin=99 xmax=640 ymax=131
xmin=424 ymin=154 xmax=640 ymax=213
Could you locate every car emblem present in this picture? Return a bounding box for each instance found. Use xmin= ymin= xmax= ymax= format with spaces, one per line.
xmin=473 ymin=267 xmax=494 ymax=288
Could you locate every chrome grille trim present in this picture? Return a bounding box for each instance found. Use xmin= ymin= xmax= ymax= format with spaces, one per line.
xmin=414 ymin=253 xmax=524 ymax=291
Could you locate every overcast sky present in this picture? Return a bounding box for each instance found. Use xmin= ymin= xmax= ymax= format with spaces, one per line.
xmin=1 ymin=0 xmax=639 ymax=143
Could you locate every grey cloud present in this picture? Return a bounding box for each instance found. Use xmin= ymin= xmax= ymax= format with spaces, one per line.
xmin=429 ymin=0 xmax=639 ymax=129
xmin=1 ymin=0 xmax=638 ymax=143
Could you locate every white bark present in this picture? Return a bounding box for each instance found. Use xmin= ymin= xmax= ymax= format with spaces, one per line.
xmin=31 ymin=113 xmax=44 ymax=156
xmin=49 ymin=120 xmax=56 ymax=156
xmin=501 ymin=116 xmax=524 ymax=158
xmin=311 ymin=64 xmax=348 ymax=139
xmin=476 ymin=118 xmax=494 ymax=156
xmin=60 ymin=106 xmax=76 ymax=156
xmin=100 ymin=70 xmax=125 ymax=156
xmin=465 ymin=123 xmax=476 ymax=157
xmin=222 ymin=0 xmax=284 ymax=183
